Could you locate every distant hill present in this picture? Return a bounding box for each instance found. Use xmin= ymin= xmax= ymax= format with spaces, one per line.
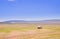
xmin=0 ymin=20 xmax=26 ymax=24
xmin=0 ymin=19 xmax=60 ymax=24
xmin=40 ymin=19 xmax=60 ymax=23
xmin=5 ymin=20 xmax=24 ymax=22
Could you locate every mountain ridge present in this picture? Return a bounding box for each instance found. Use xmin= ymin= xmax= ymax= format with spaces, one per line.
xmin=0 ymin=19 xmax=60 ymax=24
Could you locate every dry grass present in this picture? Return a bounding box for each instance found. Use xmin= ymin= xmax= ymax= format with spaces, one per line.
xmin=0 ymin=23 xmax=60 ymax=39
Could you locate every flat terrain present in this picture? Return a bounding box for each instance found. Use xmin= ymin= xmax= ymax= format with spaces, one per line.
xmin=0 ymin=24 xmax=60 ymax=39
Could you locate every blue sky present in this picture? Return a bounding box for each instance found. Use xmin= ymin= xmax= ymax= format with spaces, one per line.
xmin=0 ymin=0 xmax=60 ymax=21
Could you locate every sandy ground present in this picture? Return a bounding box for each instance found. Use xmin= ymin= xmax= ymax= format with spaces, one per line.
xmin=0 ymin=29 xmax=60 ymax=39
xmin=0 ymin=30 xmax=36 ymax=39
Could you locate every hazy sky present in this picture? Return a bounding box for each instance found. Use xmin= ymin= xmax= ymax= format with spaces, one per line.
xmin=0 ymin=0 xmax=60 ymax=21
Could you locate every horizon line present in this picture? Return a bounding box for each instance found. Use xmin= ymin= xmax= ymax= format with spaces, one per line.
xmin=0 ymin=18 xmax=60 ymax=22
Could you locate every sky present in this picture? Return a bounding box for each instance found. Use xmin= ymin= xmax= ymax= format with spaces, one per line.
xmin=0 ymin=0 xmax=60 ymax=21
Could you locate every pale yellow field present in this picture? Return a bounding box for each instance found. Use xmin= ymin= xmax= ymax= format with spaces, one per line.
xmin=0 ymin=24 xmax=60 ymax=39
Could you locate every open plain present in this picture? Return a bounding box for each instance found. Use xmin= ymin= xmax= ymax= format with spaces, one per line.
xmin=0 ymin=23 xmax=60 ymax=39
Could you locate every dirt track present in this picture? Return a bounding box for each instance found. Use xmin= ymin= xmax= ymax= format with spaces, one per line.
xmin=0 ymin=29 xmax=60 ymax=39
xmin=0 ymin=30 xmax=36 ymax=39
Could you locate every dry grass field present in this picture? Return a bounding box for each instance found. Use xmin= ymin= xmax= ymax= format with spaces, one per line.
xmin=0 ymin=23 xmax=60 ymax=39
